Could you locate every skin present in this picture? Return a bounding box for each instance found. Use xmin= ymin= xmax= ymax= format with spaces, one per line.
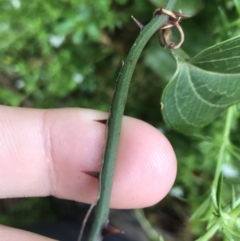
xmin=0 ymin=105 xmax=177 ymax=241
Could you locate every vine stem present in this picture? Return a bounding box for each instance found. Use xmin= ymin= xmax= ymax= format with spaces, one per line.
xmin=84 ymin=1 xmax=177 ymax=241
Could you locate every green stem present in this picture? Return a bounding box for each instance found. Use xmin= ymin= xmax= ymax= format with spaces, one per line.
xmin=213 ymin=106 xmax=234 ymax=189
xmin=195 ymin=218 xmax=221 ymax=241
xmin=134 ymin=209 xmax=164 ymax=241
xmin=86 ymin=1 xmax=177 ymax=240
xmin=201 ymin=107 xmax=235 ymax=240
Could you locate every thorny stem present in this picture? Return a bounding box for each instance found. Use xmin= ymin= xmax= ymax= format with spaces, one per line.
xmin=84 ymin=1 xmax=178 ymax=241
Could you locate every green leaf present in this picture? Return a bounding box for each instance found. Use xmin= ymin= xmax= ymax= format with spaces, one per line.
xmin=161 ymin=35 xmax=240 ymax=133
xmin=190 ymin=195 xmax=212 ymax=221
xmin=216 ymin=173 xmax=223 ymax=214
xmin=231 ymin=186 xmax=236 ymax=209
xmin=224 ymin=226 xmax=240 ymax=239
xmin=190 ymin=35 xmax=240 ymax=74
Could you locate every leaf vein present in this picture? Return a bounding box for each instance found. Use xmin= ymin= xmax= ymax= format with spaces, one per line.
xmin=186 ymin=66 xmax=221 ymax=107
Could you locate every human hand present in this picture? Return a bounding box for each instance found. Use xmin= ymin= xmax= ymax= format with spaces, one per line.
xmin=0 ymin=106 xmax=176 ymax=241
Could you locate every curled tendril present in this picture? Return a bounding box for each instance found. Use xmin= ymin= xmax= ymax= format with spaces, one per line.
xmin=153 ymin=7 xmax=189 ymax=49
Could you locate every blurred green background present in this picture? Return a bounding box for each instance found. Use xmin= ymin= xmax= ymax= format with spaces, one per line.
xmin=1 ymin=0 xmax=240 ymax=240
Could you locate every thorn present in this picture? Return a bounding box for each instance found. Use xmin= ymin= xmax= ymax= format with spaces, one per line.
xmin=82 ymin=170 xmax=99 ymax=179
xmin=94 ymin=119 xmax=108 ymax=124
xmin=101 ymin=223 xmax=123 ymax=237
xmin=160 ymin=102 xmax=164 ymax=109
xmin=131 ymin=16 xmax=144 ymax=30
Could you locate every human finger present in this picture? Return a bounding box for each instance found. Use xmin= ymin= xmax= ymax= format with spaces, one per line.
xmin=0 ymin=106 xmax=177 ymax=208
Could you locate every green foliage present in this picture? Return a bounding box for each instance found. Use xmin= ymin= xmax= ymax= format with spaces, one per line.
xmin=192 ymin=172 xmax=240 ymax=241
xmin=161 ymin=36 xmax=240 ymax=133
xmin=0 ymin=0 xmax=130 ymax=107
xmin=188 ymin=106 xmax=240 ymax=240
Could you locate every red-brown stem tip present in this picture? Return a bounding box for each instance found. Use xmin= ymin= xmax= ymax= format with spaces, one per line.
xmin=102 ymin=224 xmax=123 ymax=237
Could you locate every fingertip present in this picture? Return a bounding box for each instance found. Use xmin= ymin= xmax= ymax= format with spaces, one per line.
xmin=110 ymin=117 xmax=177 ymax=208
